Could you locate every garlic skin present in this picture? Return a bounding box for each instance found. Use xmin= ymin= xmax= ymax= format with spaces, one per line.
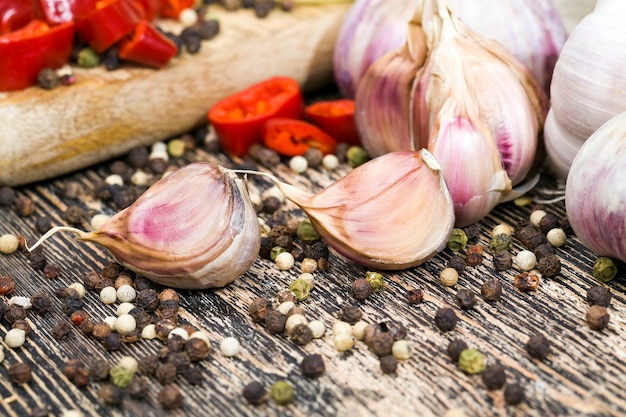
xmin=273 ymin=149 xmax=455 ymax=270
xmin=544 ymin=0 xmax=626 ymax=179
xmin=565 ymin=111 xmax=626 ymax=263
xmin=80 ymin=163 xmax=261 ymax=289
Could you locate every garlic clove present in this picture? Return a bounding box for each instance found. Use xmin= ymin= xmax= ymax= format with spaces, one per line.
xmin=269 ymin=149 xmax=455 ymax=270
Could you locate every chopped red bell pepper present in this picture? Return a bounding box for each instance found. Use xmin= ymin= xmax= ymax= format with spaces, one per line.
xmin=305 ymin=99 xmax=361 ymax=146
xmin=0 ymin=0 xmax=37 ymax=35
xmin=262 ymin=118 xmax=337 ymax=156
xmin=0 ymin=19 xmax=75 ymax=92
xmin=207 ymin=77 xmax=304 ymax=156
xmin=34 ymin=0 xmax=96 ymax=24
xmin=75 ymin=0 xmax=143 ymax=53
xmin=118 ymin=20 xmax=178 ymax=68
xmin=136 ymin=0 xmax=165 ymax=21
xmin=160 ymin=0 xmax=194 ymax=18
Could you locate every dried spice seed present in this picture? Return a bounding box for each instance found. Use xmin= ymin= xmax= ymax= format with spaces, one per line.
xmin=447 ymin=228 xmax=468 ymax=251
xmin=533 ymin=243 xmax=555 ymax=261
xmin=447 ymin=339 xmax=468 ymax=362
xmin=365 ymin=271 xmax=385 ymax=292
xmin=155 ymin=362 xmax=178 ymax=385
xmin=270 ymin=381 xmax=295 ymax=406
xmin=440 ymin=267 xmax=459 ymax=287
xmin=103 ymin=333 xmax=123 ymax=351
xmin=539 ymin=213 xmax=560 ymax=235
xmin=455 ymin=288 xmax=477 ymax=310
xmin=537 ymin=253 xmax=561 ymax=278
xmin=379 ymin=355 xmax=399 ymax=374
xmin=525 ymin=333 xmax=551 ymax=360
xmin=504 ymin=383 xmax=525 ymax=405
xmin=183 ymin=367 xmax=204 ymax=385
xmin=301 ymin=354 xmax=325 ymax=378
xmin=136 ymin=289 xmax=160 ymax=312
xmin=167 ymin=351 xmax=191 ymax=374
xmin=127 ymin=376 xmax=149 ymax=398
xmin=186 ymin=338 xmax=211 ymax=362
xmin=447 ymin=255 xmax=466 ymax=273
xmin=15 ymin=195 xmax=35 ymax=217
xmin=63 ymin=359 xmax=85 ymax=380
xmin=465 ymin=244 xmax=484 ymax=266
xmin=434 ymin=308 xmax=457 ymax=332
xmin=30 ymin=292 xmax=52 ymax=314
xmin=13 ymin=320 xmax=31 ymax=335
xmin=350 ymin=278 xmax=373 ymax=301
xmin=0 ymin=186 xmax=16 ymax=206
xmin=51 ymin=321 xmax=72 ymax=340
xmin=92 ymin=321 xmax=112 ymax=341
xmin=586 ymin=305 xmax=610 ymax=330
xmin=514 ymin=272 xmax=540 ymax=292
xmin=265 ymin=310 xmax=287 ymax=334
xmin=586 ymin=286 xmax=612 ymax=307
xmin=482 ymin=363 xmax=507 ymax=390
xmin=158 ymin=385 xmax=184 ymax=410
xmin=593 ymin=257 xmax=618 ymax=283
xmin=489 ymin=233 xmax=512 ymax=252
xmin=70 ymin=310 xmax=89 ymax=326
xmin=480 ymin=278 xmax=502 ymax=302
xmin=5 ymin=304 xmax=26 ymax=323
xmin=458 ymin=349 xmax=485 ymax=374
xmin=8 ymin=362 xmax=32 ymax=384
xmin=90 ymin=359 xmax=111 ymax=381
xmin=405 ymin=289 xmax=424 ymax=304
xmin=138 ymin=354 xmax=160 ymax=376
xmin=243 ymin=381 xmax=268 ymax=405
xmin=368 ymin=332 xmax=395 ymax=357
xmin=337 ymin=305 xmax=363 ymax=324
xmin=290 ymin=323 xmax=313 ymax=346
xmin=0 ymin=275 xmax=15 ymax=296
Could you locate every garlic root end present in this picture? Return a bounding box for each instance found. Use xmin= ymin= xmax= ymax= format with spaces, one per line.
xmin=26 ymin=226 xmax=88 ymax=252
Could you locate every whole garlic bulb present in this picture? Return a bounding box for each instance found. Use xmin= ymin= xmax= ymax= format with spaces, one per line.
xmin=545 ymin=0 xmax=626 ymax=179
xmin=565 ymin=111 xmax=626 ymax=263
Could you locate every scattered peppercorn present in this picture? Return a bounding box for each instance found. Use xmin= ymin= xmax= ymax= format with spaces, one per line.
xmin=8 ymin=362 xmax=32 ymax=384
xmin=537 ymin=253 xmax=561 ymax=278
xmin=447 ymin=228 xmax=469 ymax=252
xmin=434 ymin=307 xmax=457 ymax=332
xmin=12 ymin=319 xmax=31 ymax=335
xmin=504 ymin=383 xmax=525 ymax=405
xmin=350 ymin=278 xmax=373 ymax=301
xmin=458 ymin=348 xmax=485 ymax=374
xmin=91 ymin=321 xmax=112 ymax=341
xmin=289 ymin=278 xmax=311 ymax=301
xmin=464 ymin=224 xmax=481 ymax=244
xmin=379 ymin=355 xmax=399 ymax=374
xmin=186 ymin=338 xmax=211 ymax=361
xmin=525 ymin=333 xmax=551 ymax=360
xmin=51 ymin=320 xmax=72 ymax=340
xmin=183 ymin=366 xmax=204 ymax=385
xmin=337 ymin=304 xmax=363 ymax=324
xmin=586 ymin=305 xmax=610 ymax=330
xmin=0 ymin=186 xmax=16 ymax=206
xmin=15 ymin=195 xmax=36 ymax=217
xmin=482 ymin=363 xmax=507 ymax=390
xmin=514 ymin=272 xmax=540 ymax=292
xmin=465 ymin=244 xmax=484 ymax=267
xmin=365 ymin=271 xmax=385 ymax=292
xmin=265 ymin=310 xmax=287 ymax=334
xmin=103 ymin=333 xmax=123 ymax=351
xmin=138 ymin=354 xmax=160 ymax=376
xmin=447 ymin=339 xmax=469 ymax=362
xmin=533 ymin=243 xmax=555 ymax=261
xmin=0 ymin=275 xmax=16 ymax=296
xmin=300 ymin=353 xmax=325 ymax=378
xmin=270 ymin=380 xmax=295 ymax=405
xmin=447 ymin=255 xmax=466 ymax=273
xmin=440 ymin=267 xmax=459 ymax=287
xmin=586 ymin=285 xmax=612 ymax=307
xmin=455 ymin=288 xmax=477 ymax=310
xmin=346 ymin=146 xmax=369 ymax=168
xmin=489 ymin=233 xmax=512 ymax=252
xmin=127 ymin=376 xmax=149 ymax=399
xmin=368 ymin=332 xmax=395 ymax=357
xmin=405 ymin=288 xmax=424 ymax=304
xmin=593 ymin=257 xmax=618 ymax=283
xmin=158 ymin=385 xmax=184 ymax=410
xmin=90 ymin=358 xmax=111 ymax=381
xmin=167 ymin=351 xmax=191 ymax=374
xmin=243 ymin=381 xmax=268 ymax=405
xmin=480 ymin=278 xmax=502 ymax=302
xmin=155 ymin=362 xmax=178 ymax=385
xmin=4 ymin=304 xmax=26 ymax=323
xmin=539 ymin=213 xmax=560 ymax=235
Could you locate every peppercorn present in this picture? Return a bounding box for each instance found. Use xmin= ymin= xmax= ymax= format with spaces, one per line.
xmin=447 ymin=255 xmax=466 ymax=273
xmin=434 ymin=307 xmax=457 ymax=332
xmin=539 ymin=213 xmax=560 ymax=234
xmin=586 ymin=285 xmax=612 ymax=307
xmin=90 ymin=358 xmax=111 ymax=381
xmin=525 ymin=333 xmax=551 ymax=360
xmin=158 ymin=385 xmax=184 ymax=410
xmin=0 ymin=186 xmax=16 ymax=206
xmin=167 ymin=351 xmax=191 ymax=374
xmin=447 ymin=228 xmax=468 ymax=251
xmin=70 ymin=310 xmax=89 ymax=327
xmin=98 ymin=383 xmax=124 ymax=406
xmin=290 ymin=323 xmax=313 ymax=346
xmin=514 ymin=272 xmax=539 ymax=292
xmin=5 ymin=304 xmax=25 ymax=323
xmin=368 ymin=332 xmax=395 ymax=357
xmin=504 ymin=383 xmax=525 ymax=405
xmin=121 ymin=330 xmax=141 ymax=343
xmin=270 ymin=380 xmax=295 ymax=405
xmin=73 ymin=367 xmax=90 ymax=387
xmin=138 ymin=354 xmax=160 ymax=376
xmin=181 ymin=366 xmax=203 ymax=385
xmin=91 ymin=321 xmax=111 ymax=341
xmin=13 ymin=319 xmax=31 ymax=335
xmin=480 ymin=278 xmax=502 ymax=302
xmin=243 ymin=381 xmax=267 ymax=405
xmin=586 ymin=305 xmax=610 ymax=330
xmin=155 ymin=362 xmax=178 ymax=385
xmin=134 ymin=289 xmax=159 ymax=312
xmin=300 ymin=354 xmax=325 ymax=378
xmin=26 ymin=293 xmax=50 ymax=316
xmin=184 ymin=338 xmax=210 ymax=362
xmin=350 ymin=278 xmax=373 ymax=301
xmin=15 ymin=195 xmax=35 ymax=216
xmin=50 ymin=320 xmax=72 ymax=340
xmin=383 ymin=320 xmax=408 ymax=341
xmin=62 ymin=297 xmax=84 ymax=315
xmin=593 ymin=257 xmax=618 ymax=283
xmin=0 ymin=276 xmax=15 ymax=297
xmin=536 ymin=253 xmax=561 ymax=278
xmin=289 ymin=278 xmax=311 ymax=301
xmin=379 ymin=355 xmax=399 ymax=374
xmin=458 ymin=348 xmax=485 ymax=374
xmin=440 ymin=267 xmax=459 ymax=287
xmin=337 ymin=305 xmax=363 ymax=324
xmin=95 ymin=278 xmax=115 ymax=293
xmin=63 ymin=359 xmax=86 ymax=381
xmin=405 ymin=288 xmax=424 ymax=304
xmin=465 ymin=244 xmax=484 ymax=266
xmin=122 ymin=375 xmax=147 ymax=399
xmin=489 ymin=233 xmax=512 ymax=252
xmin=533 ymin=243 xmax=555 ymax=261
xmin=63 ymin=205 xmax=86 ymax=225
xmin=447 ymin=339 xmax=468 ymax=362
xmin=520 ymin=227 xmax=548 ymax=251
xmin=8 ymin=362 xmax=32 ymax=384
xmin=363 ymin=271 xmax=384 ymax=292
xmin=307 ymin=241 xmax=330 ymax=260
xmin=456 ymin=288 xmax=477 ymax=310
xmin=198 ymin=19 xmax=220 ymax=40
xmin=482 ymin=363 xmax=507 ymax=390
xmin=103 ymin=333 xmax=123 ymax=351
xmin=265 ymin=310 xmax=287 ymax=334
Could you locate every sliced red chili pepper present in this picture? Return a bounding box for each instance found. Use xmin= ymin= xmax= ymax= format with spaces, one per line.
xmin=33 ymin=0 xmax=96 ymax=24
xmin=159 ymin=0 xmax=194 ymax=18
xmin=305 ymin=99 xmax=361 ymax=146
xmin=75 ymin=0 xmax=143 ymax=53
xmin=207 ymin=77 xmax=304 ymax=156
xmin=0 ymin=0 xmax=37 ymax=35
xmin=263 ymin=118 xmax=337 ymax=157
xmin=0 ymin=19 xmax=74 ymax=92
xmin=118 ymin=20 xmax=177 ymax=68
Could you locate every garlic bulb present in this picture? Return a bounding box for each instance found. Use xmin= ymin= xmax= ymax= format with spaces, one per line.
xmin=29 ymin=163 xmax=261 ymax=289
xmin=244 ymin=149 xmax=455 ymax=270
xmin=333 ymin=0 xmax=421 ymax=98
xmin=565 ymin=111 xmax=626 ymax=263
xmin=544 ymin=0 xmax=626 ymax=179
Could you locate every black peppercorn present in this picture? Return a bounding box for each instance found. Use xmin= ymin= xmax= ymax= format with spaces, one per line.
xmin=248 ymin=297 xmax=272 ymax=323
xmin=155 ymin=362 xmax=178 ymax=385
xmin=62 ymin=297 xmax=84 ymax=315
xmin=15 ymin=195 xmax=35 ymax=217
xmin=197 ymin=19 xmax=220 ymax=40
xmin=30 ymin=292 xmax=52 ymax=314
xmin=8 ymin=362 xmax=32 ymax=384
xmin=368 ymin=332 xmax=394 ymax=357
xmin=127 ymin=376 xmax=148 ymax=399
xmin=520 ymin=228 xmax=548 ymax=251
xmin=539 ymin=213 xmax=560 ymax=234
xmin=405 ymin=288 xmax=424 ymax=304
xmin=455 ymin=288 xmax=477 ymax=310
xmin=533 ymin=243 xmax=555 ymax=261
xmin=262 ymin=196 xmax=282 ymax=214
xmin=186 ymin=338 xmax=211 ymax=361
xmin=167 ymin=334 xmax=187 ymax=352
xmin=464 ymin=224 xmax=481 ymax=244
xmin=181 ymin=27 xmax=202 ymax=54
xmin=63 ymin=205 xmax=86 ymax=225
xmin=138 ymin=354 xmax=160 ymax=376
xmin=585 ymin=305 xmax=610 ymax=330
xmin=434 ymin=307 xmax=457 ymax=332
xmin=337 ymin=304 xmax=363 ymax=324
xmin=586 ymin=285 xmax=612 ymax=307
xmin=537 ymin=253 xmax=561 ymax=278
xmin=480 ymin=278 xmax=502 ymax=302
xmin=13 ymin=319 xmax=31 ymax=335
xmin=5 ymin=304 xmax=26 ymax=323
xmin=289 ymin=323 xmax=313 ymax=346
xmin=94 ymin=277 xmax=115 ymax=293
xmin=482 ymin=363 xmax=507 ymax=390
xmin=379 ymin=355 xmax=399 ymax=374
xmin=128 ymin=307 xmax=153 ymax=330
xmin=350 ymin=278 xmax=373 ymax=301
xmin=28 ymin=248 xmax=47 ymax=271
xmin=382 ymin=320 xmax=408 ymax=341
xmin=158 ymin=385 xmax=184 ymax=410
xmin=63 ymin=359 xmax=86 ymax=380
xmin=51 ymin=321 xmax=72 ymax=340
xmin=265 ymin=310 xmax=287 ymax=334
xmin=103 ymin=333 xmax=123 ymax=351
xmin=35 ymin=216 xmax=53 ymax=234
xmin=301 ymin=354 xmax=325 ymax=378
xmin=447 ymin=339 xmax=468 ymax=362
xmin=99 ymin=383 xmax=124 ymax=406
xmin=243 ymin=381 xmax=268 ymax=405
xmin=0 ymin=186 xmax=16 ymax=206
xmin=447 ymin=255 xmax=466 ymax=273
xmin=167 ymin=351 xmax=191 ymax=374
xmin=90 ymin=358 xmax=111 ymax=381
xmin=492 ymin=250 xmax=512 ymax=271
xmin=525 ymin=333 xmax=551 ymax=360
xmin=307 ymin=241 xmax=329 ymax=260
xmin=91 ymin=321 xmax=111 ymax=341
xmin=504 ymin=383 xmax=525 ymax=405
xmin=135 ymin=289 xmax=160 ymax=312
xmin=183 ymin=367 xmax=204 ymax=385
xmin=465 ymin=244 xmax=484 ymax=266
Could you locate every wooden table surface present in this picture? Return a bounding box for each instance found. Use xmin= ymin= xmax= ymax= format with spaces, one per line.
xmin=1 ymin=111 xmax=625 ymax=417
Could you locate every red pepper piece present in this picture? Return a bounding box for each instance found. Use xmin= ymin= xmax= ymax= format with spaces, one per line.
xmin=0 ymin=19 xmax=75 ymax=92
xmin=207 ymin=77 xmax=304 ymax=156
xmin=0 ymin=0 xmax=37 ymax=35
xmin=75 ymin=0 xmax=143 ymax=53
xmin=118 ymin=20 xmax=178 ymax=68
xmin=305 ymin=99 xmax=361 ymax=146
xmin=160 ymin=0 xmax=194 ymax=18
xmin=136 ymin=0 xmax=165 ymax=21
xmin=33 ymin=0 xmax=96 ymax=25
xmin=263 ymin=118 xmax=337 ymax=157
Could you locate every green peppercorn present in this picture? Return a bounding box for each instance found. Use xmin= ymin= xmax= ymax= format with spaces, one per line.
xmin=489 ymin=233 xmax=512 ymax=252
xmin=270 ymin=380 xmax=295 ymax=405
xmin=365 ymin=271 xmax=385 ymax=292
xmin=447 ymin=228 xmax=468 ymax=252
xmin=77 ymin=47 xmax=100 ymax=68
xmin=593 ymin=257 xmax=618 ymax=283
xmin=109 ymin=364 xmax=135 ymax=389
xmin=296 ymin=219 xmax=320 ymax=244
xmin=458 ymin=348 xmax=486 ymax=374
xmin=270 ymin=246 xmax=286 ymax=262
xmin=346 ymin=146 xmax=369 ymax=168
xmin=289 ymin=278 xmax=312 ymax=301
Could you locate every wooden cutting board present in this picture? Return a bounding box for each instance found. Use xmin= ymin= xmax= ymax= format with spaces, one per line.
xmin=0 ymin=4 xmax=350 ymax=187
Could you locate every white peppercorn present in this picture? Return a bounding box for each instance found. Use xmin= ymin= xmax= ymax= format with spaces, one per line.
xmin=104 ymin=316 xmax=117 ymax=329
xmin=352 ymin=321 xmax=369 ymax=341
xmin=301 ymin=258 xmax=317 ymax=273
xmin=220 ymin=337 xmax=240 ymax=357
xmin=68 ymin=282 xmax=86 ymax=298
xmin=308 ymin=320 xmax=326 ymax=339
xmin=277 ymin=301 xmax=295 ymax=316
xmin=114 ymin=314 xmax=136 ymax=334
xmin=90 ymin=214 xmax=110 ymax=230
xmin=141 ymin=324 xmax=157 ymax=339
xmin=100 ymin=286 xmax=117 ymax=304
xmin=289 ymin=156 xmax=308 ymax=173
xmin=392 ymin=340 xmax=412 ymax=360
xmin=0 ymin=234 xmax=19 ymax=254
xmin=116 ymin=285 xmax=136 ymax=303
xmin=130 ymin=170 xmax=151 ymax=186
xmin=332 ymin=321 xmax=352 ymax=336
xmin=190 ymin=331 xmax=211 ymax=349
xmin=178 ymin=8 xmax=198 ymax=26
xmin=116 ymin=302 xmax=135 ymax=316
xmin=5 ymin=328 xmax=26 ymax=348
xmin=333 ymin=334 xmax=355 ymax=352
xmin=275 ymin=251 xmax=295 ymax=271
xmin=440 ymin=267 xmax=459 ymax=287
xmin=117 ymin=356 xmax=139 ymax=373
xmin=491 ymin=223 xmax=513 ymax=236
xmin=168 ymin=327 xmax=189 ymax=341
xmin=322 ymin=154 xmax=339 ymax=170
xmin=105 ymin=174 xmax=124 ymax=186
xmin=516 ymin=250 xmax=537 ymax=271
xmin=285 ymin=314 xmax=307 ymax=335
xmin=547 ymin=228 xmax=567 ymax=248
xmin=530 ymin=209 xmax=547 ymax=229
